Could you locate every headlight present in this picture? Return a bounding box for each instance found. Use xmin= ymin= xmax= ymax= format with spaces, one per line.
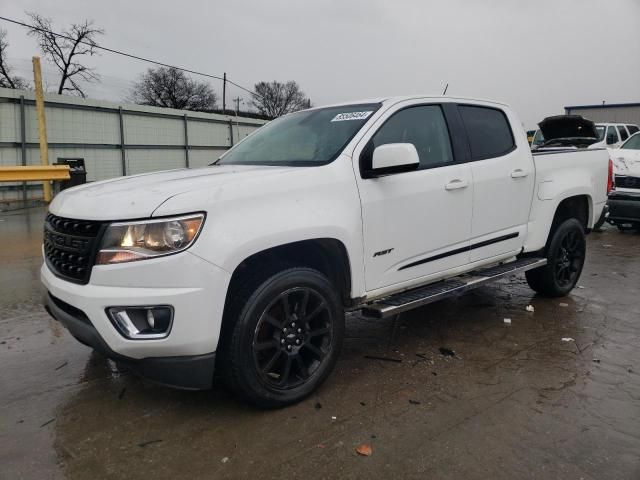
xmin=96 ymin=213 xmax=205 ymax=265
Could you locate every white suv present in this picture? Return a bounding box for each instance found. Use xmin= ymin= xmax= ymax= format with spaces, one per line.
xmin=592 ymin=123 xmax=640 ymax=149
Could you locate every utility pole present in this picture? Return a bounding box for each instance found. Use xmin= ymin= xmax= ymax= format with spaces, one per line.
xmin=233 ymin=96 xmax=243 ymax=114
xmin=32 ymin=56 xmax=51 ymax=202
xmin=222 ymin=72 xmax=226 ymax=114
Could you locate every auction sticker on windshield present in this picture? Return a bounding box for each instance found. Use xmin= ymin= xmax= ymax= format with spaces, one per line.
xmin=331 ymin=111 xmax=373 ymax=122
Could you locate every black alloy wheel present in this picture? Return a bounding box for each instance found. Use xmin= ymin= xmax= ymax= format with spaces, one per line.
xmin=252 ymin=287 xmax=333 ymax=390
xmin=526 ymin=218 xmax=586 ymax=297
xmin=221 ymin=267 xmax=344 ymax=407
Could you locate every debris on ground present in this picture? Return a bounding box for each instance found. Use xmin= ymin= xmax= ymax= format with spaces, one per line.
xmin=559 ymin=303 xmax=569 ymax=307
xmin=54 ymin=361 xmax=68 ymax=371
xmin=331 ymin=416 xmax=337 ymax=421
xmin=118 ymin=387 xmax=126 ymax=400
xmin=137 ymin=439 xmax=163 ymax=448
xmin=409 ymin=399 xmax=421 ymax=405
xmin=593 ymin=358 xmax=601 ymax=363
xmin=360 ymin=402 xmax=366 ymax=406
xmin=355 ymin=443 xmax=373 ymax=456
xmin=577 ymin=285 xmax=585 ymax=289
xmin=431 ymin=371 xmax=438 ymax=376
xmin=561 ymin=337 xmax=575 ymax=342
xmin=439 ymin=347 xmax=456 ymax=357
xmin=39 ymin=418 xmax=55 ymax=428
xmin=602 ymin=244 xmax=612 ymax=248
xmin=221 ymin=457 xmax=230 ymax=464
xmin=503 ymin=318 xmax=512 ymax=325
xmin=317 ymin=444 xmax=326 ymax=449
xmin=526 ymin=305 xmax=535 ymax=312
xmin=364 ymin=355 xmax=402 ymax=363
xmin=314 ymin=402 xmax=322 ymax=410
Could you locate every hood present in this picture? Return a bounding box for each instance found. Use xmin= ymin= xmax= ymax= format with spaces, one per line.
xmin=49 ymin=165 xmax=297 ymax=220
xmin=537 ymin=115 xmax=598 ymax=147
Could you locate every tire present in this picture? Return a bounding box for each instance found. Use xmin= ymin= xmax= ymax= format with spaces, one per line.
xmin=220 ymin=266 xmax=344 ymax=408
xmin=525 ymin=218 xmax=586 ymax=297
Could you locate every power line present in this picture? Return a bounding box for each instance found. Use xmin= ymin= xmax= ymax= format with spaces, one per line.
xmin=0 ymin=14 xmax=260 ymax=98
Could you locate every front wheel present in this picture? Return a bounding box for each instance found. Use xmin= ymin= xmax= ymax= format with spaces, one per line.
xmin=221 ymin=267 xmax=344 ymax=408
xmin=526 ymin=218 xmax=586 ymax=297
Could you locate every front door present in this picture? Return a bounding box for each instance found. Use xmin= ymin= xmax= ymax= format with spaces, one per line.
xmin=354 ymin=104 xmax=474 ymax=292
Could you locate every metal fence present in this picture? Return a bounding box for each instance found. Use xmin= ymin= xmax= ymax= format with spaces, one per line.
xmin=0 ymin=87 xmax=267 ymax=203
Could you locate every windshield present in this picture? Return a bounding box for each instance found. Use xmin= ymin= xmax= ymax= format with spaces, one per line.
xmin=218 ymin=103 xmax=381 ymax=166
xmin=596 ymin=126 xmax=605 ymax=141
xmin=622 ymin=133 xmax=640 ymax=150
xmin=531 ymin=129 xmax=545 ymax=147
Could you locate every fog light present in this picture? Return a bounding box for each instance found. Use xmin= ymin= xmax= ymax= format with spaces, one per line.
xmin=107 ymin=306 xmax=173 ymax=340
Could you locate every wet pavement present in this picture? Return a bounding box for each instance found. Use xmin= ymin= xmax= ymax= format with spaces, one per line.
xmin=1 ymin=206 xmax=640 ymax=479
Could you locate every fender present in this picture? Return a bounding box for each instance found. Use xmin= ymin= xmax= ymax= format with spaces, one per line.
xmin=153 ymin=157 xmax=368 ymax=298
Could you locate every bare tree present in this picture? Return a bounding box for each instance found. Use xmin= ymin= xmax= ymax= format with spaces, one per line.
xmin=129 ymin=67 xmax=218 ymax=111
xmin=0 ymin=29 xmax=29 ymax=89
xmin=250 ymin=81 xmax=310 ymax=119
xmin=26 ymin=13 xmax=103 ymax=97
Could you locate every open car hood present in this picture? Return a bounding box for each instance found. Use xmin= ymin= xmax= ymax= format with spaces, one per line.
xmin=538 ymin=115 xmax=598 ymax=145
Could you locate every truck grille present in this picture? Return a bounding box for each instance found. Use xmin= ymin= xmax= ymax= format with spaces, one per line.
xmin=44 ymin=214 xmax=104 ymax=284
xmin=615 ymin=175 xmax=640 ymax=190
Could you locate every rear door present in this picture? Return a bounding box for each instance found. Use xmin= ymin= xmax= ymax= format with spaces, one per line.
xmin=354 ymin=102 xmax=473 ymax=291
xmin=457 ymin=104 xmax=534 ymax=262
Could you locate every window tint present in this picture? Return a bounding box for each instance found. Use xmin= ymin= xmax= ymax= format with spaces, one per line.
xmin=371 ymin=105 xmax=453 ymax=168
xmin=626 ymin=125 xmax=639 ymax=135
xmin=606 ymin=126 xmax=619 ymax=144
xmin=617 ymin=126 xmax=629 ymax=141
xmin=459 ymin=105 xmax=515 ymax=159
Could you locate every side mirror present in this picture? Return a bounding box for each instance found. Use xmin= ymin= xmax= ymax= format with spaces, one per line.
xmin=606 ymin=134 xmax=617 ymax=145
xmin=363 ymin=143 xmax=419 ymax=177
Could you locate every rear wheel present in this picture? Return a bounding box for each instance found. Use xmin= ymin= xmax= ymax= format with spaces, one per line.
xmin=221 ymin=267 xmax=344 ymax=408
xmin=526 ymin=218 xmax=586 ymax=297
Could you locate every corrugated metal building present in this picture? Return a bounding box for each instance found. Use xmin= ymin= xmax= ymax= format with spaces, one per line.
xmin=564 ymin=102 xmax=640 ymax=126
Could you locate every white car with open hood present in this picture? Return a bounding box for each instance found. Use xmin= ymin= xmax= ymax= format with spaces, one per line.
xmin=42 ymin=96 xmax=610 ymax=407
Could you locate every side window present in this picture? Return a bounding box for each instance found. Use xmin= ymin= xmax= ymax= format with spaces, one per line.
xmin=617 ymin=126 xmax=629 ymax=141
xmin=458 ymin=105 xmax=515 ymax=159
xmin=371 ymin=105 xmax=453 ymax=169
xmin=627 ymin=125 xmax=639 ymax=135
xmin=606 ymin=126 xmax=619 ymax=144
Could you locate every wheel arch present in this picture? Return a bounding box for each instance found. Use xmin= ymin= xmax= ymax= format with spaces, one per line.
xmin=543 ymin=194 xmax=591 ymax=252
xmin=225 ymin=238 xmax=354 ymax=308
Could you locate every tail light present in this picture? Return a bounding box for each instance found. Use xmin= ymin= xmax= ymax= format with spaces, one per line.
xmin=607 ymin=158 xmax=614 ymax=194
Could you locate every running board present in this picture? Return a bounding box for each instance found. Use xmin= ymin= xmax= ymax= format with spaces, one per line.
xmin=361 ymin=257 xmax=547 ymax=319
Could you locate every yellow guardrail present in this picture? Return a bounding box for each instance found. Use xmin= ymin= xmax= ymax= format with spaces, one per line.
xmin=0 ymin=165 xmax=70 ymax=182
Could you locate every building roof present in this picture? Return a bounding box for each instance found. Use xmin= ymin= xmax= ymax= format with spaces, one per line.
xmin=565 ymin=102 xmax=640 ymax=110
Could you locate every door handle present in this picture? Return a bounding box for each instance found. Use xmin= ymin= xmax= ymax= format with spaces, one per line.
xmin=444 ymin=179 xmax=469 ymax=191
xmin=511 ymin=169 xmax=528 ymax=178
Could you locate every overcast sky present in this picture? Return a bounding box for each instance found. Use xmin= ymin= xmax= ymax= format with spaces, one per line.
xmin=2 ymin=0 xmax=640 ymax=128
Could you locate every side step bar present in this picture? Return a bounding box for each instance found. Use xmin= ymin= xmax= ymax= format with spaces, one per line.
xmin=361 ymin=257 xmax=547 ymax=319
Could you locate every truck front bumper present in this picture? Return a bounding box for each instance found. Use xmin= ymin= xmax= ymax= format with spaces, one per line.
xmin=41 ymin=251 xmax=231 ymax=390
xmin=607 ymin=190 xmax=640 ymax=224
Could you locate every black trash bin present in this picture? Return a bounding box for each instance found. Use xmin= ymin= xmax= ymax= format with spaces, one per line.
xmin=55 ymin=158 xmax=87 ymax=190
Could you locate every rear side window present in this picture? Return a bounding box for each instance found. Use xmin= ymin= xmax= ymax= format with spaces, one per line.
xmin=371 ymin=105 xmax=454 ymax=169
xmin=617 ymin=126 xmax=629 ymax=141
xmin=459 ymin=105 xmax=515 ymax=159
xmin=627 ymin=125 xmax=639 ymax=135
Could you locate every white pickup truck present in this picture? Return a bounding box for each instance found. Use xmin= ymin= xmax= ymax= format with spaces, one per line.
xmin=42 ymin=96 xmax=611 ymax=407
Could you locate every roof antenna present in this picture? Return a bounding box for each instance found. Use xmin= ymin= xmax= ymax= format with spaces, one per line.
xmin=442 ymin=83 xmax=449 ymax=95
